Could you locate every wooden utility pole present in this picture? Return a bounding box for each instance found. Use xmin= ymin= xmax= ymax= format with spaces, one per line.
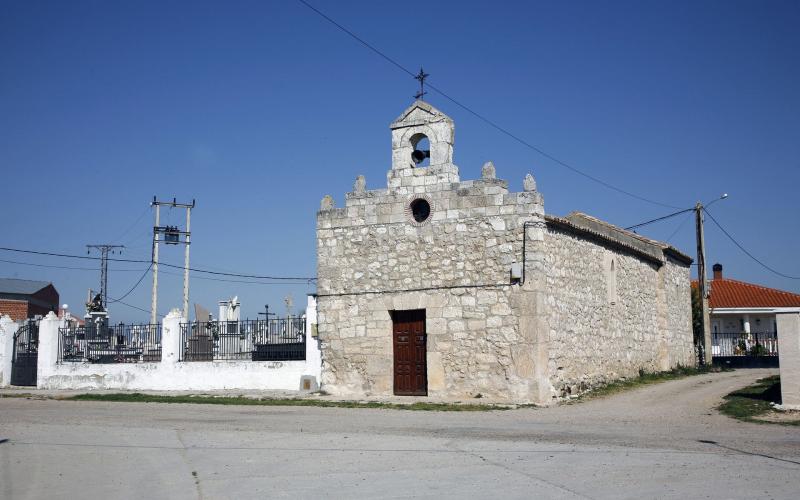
xmin=695 ymin=202 xmax=712 ymax=365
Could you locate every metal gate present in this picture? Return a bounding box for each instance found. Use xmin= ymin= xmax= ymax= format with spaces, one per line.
xmin=11 ymin=320 xmax=39 ymax=386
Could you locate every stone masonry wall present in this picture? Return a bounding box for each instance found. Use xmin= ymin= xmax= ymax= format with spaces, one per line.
xmin=315 ymin=101 xmax=693 ymax=404
xmin=663 ymin=255 xmax=695 ymax=367
xmin=543 ymin=228 xmax=694 ymax=399
xmin=317 ymin=172 xmax=545 ymax=401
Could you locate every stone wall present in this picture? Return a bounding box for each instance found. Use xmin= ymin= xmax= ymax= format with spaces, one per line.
xmin=316 ymin=100 xmax=694 ymax=404
xmin=663 ymin=255 xmax=696 ymax=368
xmin=316 ymin=171 xmax=546 ymax=401
xmin=543 ymin=227 xmax=694 ymax=398
xmin=317 ymin=181 xmax=542 ymax=294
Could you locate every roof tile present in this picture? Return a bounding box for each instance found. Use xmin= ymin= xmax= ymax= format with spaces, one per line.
xmin=693 ymin=278 xmax=800 ymax=308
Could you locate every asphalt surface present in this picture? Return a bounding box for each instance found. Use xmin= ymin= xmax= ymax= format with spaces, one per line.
xmin=1 ymin=369 xmax=798 ymax=499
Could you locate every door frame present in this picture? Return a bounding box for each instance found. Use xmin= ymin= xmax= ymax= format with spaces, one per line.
xmin=391 ymin=309 xmax=427 ymax=396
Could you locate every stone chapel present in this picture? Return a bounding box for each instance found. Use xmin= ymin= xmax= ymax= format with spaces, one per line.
xmin=316 ymin=101 xmax=694 ymax=404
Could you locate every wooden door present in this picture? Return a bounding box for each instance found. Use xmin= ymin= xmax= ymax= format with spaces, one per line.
xmin=393 ymin=309 xmax=427 ymax=396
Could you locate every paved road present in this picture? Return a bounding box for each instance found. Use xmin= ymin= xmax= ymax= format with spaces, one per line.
xmin=1 ymin=369 xmax=798 ymax=499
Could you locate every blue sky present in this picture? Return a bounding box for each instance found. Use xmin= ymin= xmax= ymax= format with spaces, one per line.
xmin=1 ymin=0 xmax=798 ymax=322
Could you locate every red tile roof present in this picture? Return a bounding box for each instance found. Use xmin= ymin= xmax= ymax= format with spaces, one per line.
xmin=693 ymin=278 xmax=800 ymax=308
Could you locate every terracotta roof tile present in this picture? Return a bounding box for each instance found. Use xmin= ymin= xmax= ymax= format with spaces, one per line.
xmin=692 ymin=278 xmax=800 ymax=308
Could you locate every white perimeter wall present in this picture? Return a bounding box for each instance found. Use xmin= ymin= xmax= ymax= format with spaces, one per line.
xmin=34 ymin=299 xmax=322 ymax=392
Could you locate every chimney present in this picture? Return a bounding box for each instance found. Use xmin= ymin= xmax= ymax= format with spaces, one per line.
xmin=712 ymin=263 xmax=723 ymax=280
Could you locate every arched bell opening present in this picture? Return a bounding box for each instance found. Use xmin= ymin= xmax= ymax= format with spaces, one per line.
xmin=409 ymin=133 xmax=430 ymax=167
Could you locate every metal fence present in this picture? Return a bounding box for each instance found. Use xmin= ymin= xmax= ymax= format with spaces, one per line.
xmin=59 ymin=323 xmax=162 ymax=363
xmin=179 ymin=318 xmax=306 ymax=362
xmin=711 ymin=332 xmax=779 ymax=357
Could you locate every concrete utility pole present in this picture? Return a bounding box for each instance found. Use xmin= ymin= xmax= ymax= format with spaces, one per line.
xmin=150 ymin=201 xmax=160 ymax=325
xmin=694 ymin=203 xmax=712 ymax=365
xmin=183 ymin=204 xmax=192 ymax=322
xmin=86 ymin=244 xmax=125 ymax=311
xmin=150 ymin=197 xmax=195 ymax=324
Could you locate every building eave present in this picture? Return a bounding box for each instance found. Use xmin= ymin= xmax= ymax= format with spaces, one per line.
xmin=545 ymin=214 xmax=667 ymax=266
xmin=711 ymin=307 xmax=800 ymax=315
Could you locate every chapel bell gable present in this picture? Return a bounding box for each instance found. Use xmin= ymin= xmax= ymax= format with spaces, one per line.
xmin=388 ymin=101 xmax=459 ymax=188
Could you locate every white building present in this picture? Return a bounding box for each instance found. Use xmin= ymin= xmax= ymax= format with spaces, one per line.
xmin=703 ymin=263 xmax=799 ymax=366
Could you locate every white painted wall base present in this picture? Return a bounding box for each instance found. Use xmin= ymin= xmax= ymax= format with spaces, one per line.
xmin=39 ymin=359 xmax=319 ymax=391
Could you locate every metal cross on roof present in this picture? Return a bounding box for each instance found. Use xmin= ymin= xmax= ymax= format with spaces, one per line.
xmin=414 ymin=67 xmax=429 ymax=101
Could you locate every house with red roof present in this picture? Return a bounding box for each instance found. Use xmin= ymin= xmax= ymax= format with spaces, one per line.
xmin=703 ymin=264 xmax=800 ymax=367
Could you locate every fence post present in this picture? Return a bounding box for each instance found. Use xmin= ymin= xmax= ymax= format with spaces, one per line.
xmin=305 ymin=295 xmax=320 ymax=367
xmin=0 ymin=315 xmax=19 ymax=387
xmin=776 ymin=311 xmax=800 ymax=410
xmin=37 ymin=311 xmax=60 ymax=388
xmin=161 ymin=308 xmax=184 ymax=365
xmin=300 ymin=295 xmax=321 ymax=391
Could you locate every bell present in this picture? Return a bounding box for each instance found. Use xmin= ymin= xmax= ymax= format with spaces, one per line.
xmin=411 ymin=149 xmax=430 ymax=164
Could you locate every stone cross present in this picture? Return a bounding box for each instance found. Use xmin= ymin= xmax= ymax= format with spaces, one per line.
xmin=284 ymin=294 xmax=294 ymax=317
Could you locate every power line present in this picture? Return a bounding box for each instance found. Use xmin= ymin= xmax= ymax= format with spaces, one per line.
xmin=112 ymin=206 xmax=151 ymax=244
xmin=665 ymin=212 xmax=693 ymax=243
xmin=424 ymin=85 xmax=682 ymax=209
xmin=0 ymin=246 xmax=316 ymax=281
xmin=0 ymin=246 xmax=144 ymax=263
xmin=702 ymin=208 xmax=800 ymax=280
xmin=0 ymin=254 xmax=314 ymax=286
xmin=109 ymin=264 xmax=153 ymax=303
xmin=159 ymin=269 xmax=315 ymax=286
xmin=297 ymin=0 xmax=416 ymax=79
xmin=0 ymin=258 xmax=144 ymax=272
xmin=624 ymin=207 xmax=695 ymax=231
xmin=109 ymin=298 xmax=165 ymax=319
xmin=162 ymin=262 xmax=313 ymax=281
xmin=296 ymin=0 xmax=682 ymax=210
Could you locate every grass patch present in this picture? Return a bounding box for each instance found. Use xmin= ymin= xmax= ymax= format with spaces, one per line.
xmin=718 ymin=376 xmax=799 ymax=426
xmin=0 ymin=392 xmax=37 ymax=399
xmin=65 ymin=393 xmax=512 ymax=411
xmin=574 ymin=365 xmax=728 ymax=402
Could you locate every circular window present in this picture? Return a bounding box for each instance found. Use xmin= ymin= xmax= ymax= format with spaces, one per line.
xmin=409 ymin=198 xmax=432 ymax=224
